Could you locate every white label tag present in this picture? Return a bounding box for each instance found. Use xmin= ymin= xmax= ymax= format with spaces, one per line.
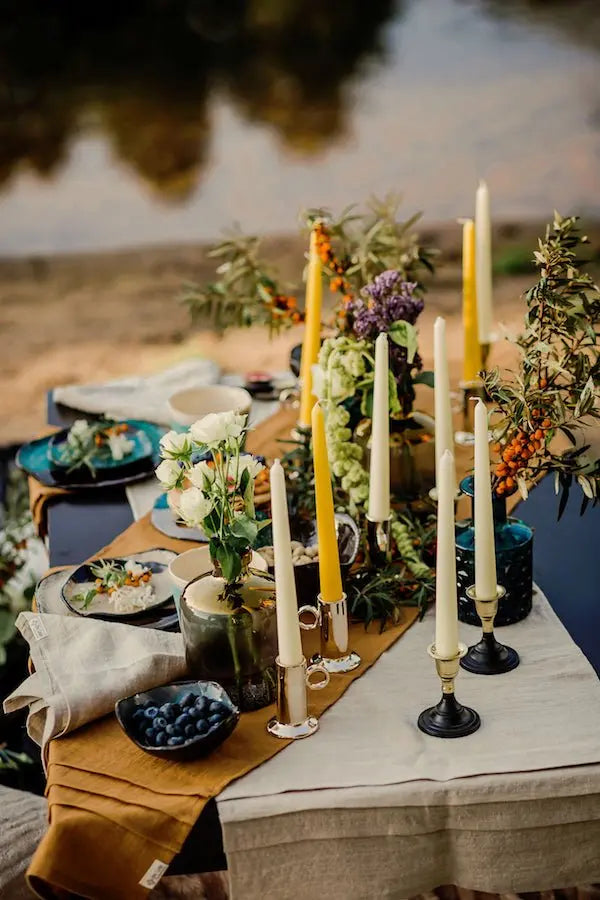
xmin=29 ymin=616 xmax=48 ymax=641
xmin=139 ymin=860 xmax=168 ymax=889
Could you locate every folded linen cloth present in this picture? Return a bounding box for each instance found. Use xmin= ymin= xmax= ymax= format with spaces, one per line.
xmin=3 ymin=612 xmax=186 ymax=765
xmin=53 ymin=358 xmax=220 ymax=426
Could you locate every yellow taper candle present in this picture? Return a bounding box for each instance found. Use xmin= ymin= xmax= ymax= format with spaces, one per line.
xmin=311 ymin=402 xmax=343 ymax=603
xmin=461 ymin=218 xmax=482 ymax=384
xmin=298 ymin=229 xmax=323 ymax=428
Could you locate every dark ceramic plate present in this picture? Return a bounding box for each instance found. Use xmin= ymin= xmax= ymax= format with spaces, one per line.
xmin=16 ymin=419 xmax=165 ymax=490
xmin=47 ymin=423 xmax=153 ymax=475
xmin=115 ymin=680 xmax=239 ymax=761
xmin=264 ymin=512 xmax=360 ymax=605
xmin=61 ymin=552 xmax=174 ymax=621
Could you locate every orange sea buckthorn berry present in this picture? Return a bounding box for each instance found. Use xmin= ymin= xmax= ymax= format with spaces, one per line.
xmin=505 ymin=476 xmax=515 ymax=489
xmin=492 ymin=442 xmax=501 ymax=453
xmin=539 ymin=378 xmax=548 ymax=388
xmin=542 ymin=418 xmax=552 ymax=428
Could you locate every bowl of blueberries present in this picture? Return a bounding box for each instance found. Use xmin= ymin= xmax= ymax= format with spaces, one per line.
xmin=115 ymin=680 xmax=239 ymax=761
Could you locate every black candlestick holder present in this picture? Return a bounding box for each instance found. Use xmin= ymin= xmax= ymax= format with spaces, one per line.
xmin=460 ymin=585 xmax=520 ymax=675
xmin=418 ymin=643 xmax=481 ymax=738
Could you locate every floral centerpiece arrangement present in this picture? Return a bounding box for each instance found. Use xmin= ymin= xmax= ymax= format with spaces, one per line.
xmin=156 ymin=411 xmax=268 ymax=596
xmin=485 ymin=213 xmax=600 ymax=513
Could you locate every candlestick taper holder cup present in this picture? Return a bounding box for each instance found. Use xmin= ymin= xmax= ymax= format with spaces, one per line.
xmin=366 ymin=515 xmax=392 ymax=569
xmin=267 ymin=656 xmax=329 ymax=739
xmin=418 ymin=643 xmax=481 ymax=738
xmin=298 ymin=593 xmax=361 ymax=674
xmin=454 ymin=381 xmax=486 ymax=446
xmin=460 ymin=585 xmax=520 ymax=675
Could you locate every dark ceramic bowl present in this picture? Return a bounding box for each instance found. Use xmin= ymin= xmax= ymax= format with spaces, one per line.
xmin=115 ymin=680 xmax=239 ymax=761
xmin=264 ymin=512 xmax=360 ymax=606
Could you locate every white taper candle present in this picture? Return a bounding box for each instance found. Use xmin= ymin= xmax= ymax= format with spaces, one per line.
xmin=270 ymin=459 xmax=304 ymax=667
xmin=434 ymin=449 xmax=459 ymax=659
xmin=475 ymin=180 xmax=493 ymax=344
xmin=368 ymin=332 xmax=391 ymax=521
xmin=433 ymin=317 xmax=456 ymax=494
xmin=474 ymin=399 xmax=497 ymax=599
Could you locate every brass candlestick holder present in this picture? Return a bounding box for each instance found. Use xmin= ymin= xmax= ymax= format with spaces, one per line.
xmin=366 ymin=515 xmax=392 ymax=569
xmin=460 ymin=585 xmax=520 ymax=675
xmin=299 ymin=593 xmax=361 ymax=674
xmin=418 ymin=643 xmax=481 ymax=738
xmin=454 ymin=381 xmax=486 ymax=446
xmin=267 ymin=656 xmax=329 ymax=739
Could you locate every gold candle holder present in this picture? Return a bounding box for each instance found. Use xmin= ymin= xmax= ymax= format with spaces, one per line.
xmin=417 ymin=642 xmax=481 ymax=738
xmin=298 ymin=592 xmax=361 ymax=674
xmin=267 ymin=656 xmax=329 ymax=740
xmin=460 ymin=585 xmax=520 ymax=675
xmin=454 ymin=381 xmax=486 ymax=446
xmin=366 ymin=515 xmax=392 ymax=569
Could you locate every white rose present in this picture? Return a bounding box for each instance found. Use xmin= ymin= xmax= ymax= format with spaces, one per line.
xmin=159 ymin=430 xmax=192 ymax=458
xmin=190 ymin=411 xmax=246 ymax=447
xmin=234 ymin=455 xmax=264 ymax=481
xmin=155 ymin=459 xmax=184 ymax=490
xmin=178 ymin=487 xmax=214 ymax=527
xmin=189 ymin=460 xmax=216 ymax=489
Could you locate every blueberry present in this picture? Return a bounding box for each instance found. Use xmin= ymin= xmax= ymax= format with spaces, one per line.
xmin=132 ymin=708 xmax=146 ymax=723
xmin=195 ymin=696 xmax=208 ymax=713
xmin=167 ymin=736 xmax=184 ymax=747
xmin=159 ymin=703 xmax=175 ymax=721
xmin=144 ymin=706 xmax=159 ymax=719
xmin=166 ymin=724 xmax=178 ymax=736
xmin=188 ymin=706 xmax=201 ymax=720
xmin=155 ymin=731 xmax=167 ymax=746
xmin=208 ymin=701 xmax=226 ymax=715
xmin=144 ymin=728 xmax=156 ymax=744
xmin=153 ymin=716 xmax=167 ymax=730
xmin=184 ymin=724 xmax=196 ymax=739
xmin=195 ymin=719 xmax=209 ymax=735
xmin=170 ymin=703 xmax=181 ymax=717
xmin=207 ymin=714 xmax=222 ymax=727
xmin=175 ymin=714 xmax=191 ymax=728
xmin=179 ymin=692 xmax=195 ymax=708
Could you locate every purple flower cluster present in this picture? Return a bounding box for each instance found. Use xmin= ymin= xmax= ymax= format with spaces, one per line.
xmin=349 ymin=270 xmax=424 ymax=340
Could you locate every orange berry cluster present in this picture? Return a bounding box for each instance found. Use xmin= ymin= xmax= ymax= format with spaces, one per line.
xmin=313 ymin=222 xmax=353 ymax=306
xmin=95 ymin=570 xmax=151 ymax=595
xmin=493 ymin=408 xmax=552 ymax=495
xmin=265 ymin=287 xmax=303 ymax=324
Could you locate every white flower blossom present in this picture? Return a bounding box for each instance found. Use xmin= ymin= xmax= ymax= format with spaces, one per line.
xmin=178 ymin=487 xmax=214 ymax=527
xmin=189 ymin=460 xmax=216 ymax=489
xmin=232 ymin=455 xmax=264 ymax=482
xmin=190 ymin=411 xmax=246 ymax=448
xmin=159 ymin=430 xmax=192 ymax=459
xmin=107 ymin=432 xmax=134 ymax=461
xmin=155 ymin=459 xmax=184 ymax=490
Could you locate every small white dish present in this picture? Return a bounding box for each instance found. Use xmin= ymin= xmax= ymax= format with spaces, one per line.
xmin=167 ymin=385 xmax=252 ymax=428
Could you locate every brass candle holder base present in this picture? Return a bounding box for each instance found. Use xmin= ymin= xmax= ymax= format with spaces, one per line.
xmin=418 ymin=643 xmax=481 ymax=738
xmin=366 ymin=515 xmax=392 ymax=569
xmin=454 ymin=380 xmax=486 ymax=446
xmin=299 ymin=593 xmax=361 ymax=674
xmin=460 ymin=585 xmax=520 ymax=675
xmin=267 ymin=656 xmax=329 ymax=740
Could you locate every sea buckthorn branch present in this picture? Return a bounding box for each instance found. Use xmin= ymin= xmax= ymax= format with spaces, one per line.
xmin=484 ymin=213 xmax=600 ymax=514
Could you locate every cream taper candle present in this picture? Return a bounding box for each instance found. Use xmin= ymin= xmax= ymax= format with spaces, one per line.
xmin=433 ymin=317 xmax=456 ymax=493
xmin=474 ymin=399 xmax=497 ymax=599
xmin=368 ymin=332 xmax=391 ymax=521
xmin=434 ymin=449 xmax=459 ymax=659
xmin=270 ymin=459 xmax=304 ymax=667
xmin=475 ymin=180 xmax=493 ymax=344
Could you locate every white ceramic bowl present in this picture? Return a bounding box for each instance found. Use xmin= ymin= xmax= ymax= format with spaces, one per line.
xmin=167 ymin=385 xmax=252 ymax=428
xmin=168 ymin=546 xmax=268 ymax=607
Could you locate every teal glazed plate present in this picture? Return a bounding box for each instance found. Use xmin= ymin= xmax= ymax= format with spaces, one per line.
xmin=48 ymin=424 xmax=153 ymax=473
xmin=151 ymin=493 xmax=208 ymax=542
xmin=17 ymin=419 xmax=166 ymax=490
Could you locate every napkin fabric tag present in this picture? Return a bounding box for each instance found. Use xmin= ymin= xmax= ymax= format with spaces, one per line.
xmin=139 ymin=859 xmax=169 ymax=889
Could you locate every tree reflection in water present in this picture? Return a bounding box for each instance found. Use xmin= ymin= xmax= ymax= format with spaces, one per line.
xmin=0 ymin=0 xmax=396 ymax=200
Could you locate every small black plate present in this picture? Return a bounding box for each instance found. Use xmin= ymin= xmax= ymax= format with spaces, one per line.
xmin=116 ymin=681 xmax=239 ymax=761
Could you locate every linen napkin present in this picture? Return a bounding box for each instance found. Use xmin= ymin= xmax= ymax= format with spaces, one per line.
xmin=53 ymin=358 xmax=220 ymax=426
xmin=3 ymin=612 xmax=186 ymax=765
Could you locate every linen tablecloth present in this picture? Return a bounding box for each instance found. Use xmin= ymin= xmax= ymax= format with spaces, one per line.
xmin=217 ymin=587 xmax=600 ymax=898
